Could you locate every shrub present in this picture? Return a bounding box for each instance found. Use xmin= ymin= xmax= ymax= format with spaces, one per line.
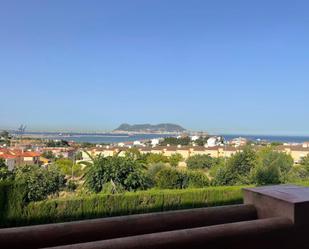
xmin=67 ymin=180 xmax=78 ymax=192
xmin=16 ymin=186 xmax=245 ymax=227
xmin=156 ymin=167 xmax=209 ymax=189
xmin=55 ymin=158 xmax=83 ymax=177
xmin=213 ymin=147 xmax=257 ymax=185
xmin=156 ymin=168 xmax=185 ymax=189
xmin=252 ymin=149 xmax=294 ymax=185
xmin=0 ymin=158 xmax=14 ymax=181
xmin=15 ymin=165 xmax=65 ymax=202
xmin=169 ymin=153 xmax=184 ymax=167
xmin=83 ymin=155 xmax=148 ymax=193
xmin=186 ymin=154 xmax=217 ymax=170
xmin=145 ymin=153 xmax=169 ymax=164
xmin=185 ymin=171 xmax=210 ymax=188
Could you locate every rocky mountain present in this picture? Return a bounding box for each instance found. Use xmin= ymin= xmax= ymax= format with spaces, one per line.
xmin=114 ymin=123 xmax=186 ymax=133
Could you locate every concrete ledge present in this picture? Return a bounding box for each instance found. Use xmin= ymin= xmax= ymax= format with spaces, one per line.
xmin=44 ymin=217 xmax=293 ymax=249
xmin=243 ymin=185 xmax=309 ymax=226
xmin=0 ymin=204 xmax=256 ymax=249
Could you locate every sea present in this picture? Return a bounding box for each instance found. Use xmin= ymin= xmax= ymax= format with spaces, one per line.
xmin=20 ymin=132 xmax=309 ymax=144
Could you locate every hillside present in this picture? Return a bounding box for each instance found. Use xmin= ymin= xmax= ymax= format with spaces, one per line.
xmin=114 ymin=123 xmax=186 ymax=133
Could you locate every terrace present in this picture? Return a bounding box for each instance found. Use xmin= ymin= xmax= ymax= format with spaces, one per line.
xmin=1 ymin=185 xmax=308 ymax=249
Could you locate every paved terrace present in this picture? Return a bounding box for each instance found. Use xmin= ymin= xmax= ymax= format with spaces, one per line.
xmin=1 ymin=185 xmax=309 ymax=249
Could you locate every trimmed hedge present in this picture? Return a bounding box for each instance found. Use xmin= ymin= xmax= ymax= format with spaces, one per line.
xmin=0 ymin=181 xmax=25 ymax=224
xmin=1 ymin=185 xmax=246 ymax=227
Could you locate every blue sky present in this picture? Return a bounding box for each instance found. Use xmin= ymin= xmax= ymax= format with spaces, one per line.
xmin=0 ymin=0 xmax=309 ymax=135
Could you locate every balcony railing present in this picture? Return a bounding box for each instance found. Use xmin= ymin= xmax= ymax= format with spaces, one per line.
xmin=0 ymin=185 xmax=308 ymax=249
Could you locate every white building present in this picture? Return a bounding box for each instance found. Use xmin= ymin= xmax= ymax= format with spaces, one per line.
xmin=151 ymin=138 xmax=160 ymax=147
xmin=207 ymin=137 xmax=218 ymax=147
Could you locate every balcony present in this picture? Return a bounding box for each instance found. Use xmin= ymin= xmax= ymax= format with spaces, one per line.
xmin=0 ymin=185 xmax=308 ymax=249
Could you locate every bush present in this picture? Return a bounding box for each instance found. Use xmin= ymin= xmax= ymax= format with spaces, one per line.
xmin=83 ymin=155 xmax=148 ymax=193
xmin=156 ymin=167 xmax=209 ymax=189
xmin=15 ymin=165 xmax=66 ymax=202
xmin=145 ymin=153 xmax=169 ymax=164
xmin=169 ymin=153 xmax=184 ymax=167
xmin=13 ymin=186 xmax=245 ymax=227
xmin=252 ymin=149 xmax=294 ymax=185
xmin=186 ymin=171 xmax=210 ymax=188
xmin=186 ymin=154 xmax=217 ymax=170
xmin=156 ymin=168 xmax=185 ymax=189
xmin=67 ymin=180 xmax=78 ymax=192
xmin=55 ymin=158 xmax=83 ymax=178
xmin=0 ymin=181 xmax=26 ymax=227
xmin=0 ymin=158 xmax=14 ymax=181
xmin=213 ymin=147 xmax=257 ymax=185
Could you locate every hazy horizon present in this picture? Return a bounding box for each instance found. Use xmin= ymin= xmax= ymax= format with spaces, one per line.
xmin=1 ymin=124 xmax=309 ymax=137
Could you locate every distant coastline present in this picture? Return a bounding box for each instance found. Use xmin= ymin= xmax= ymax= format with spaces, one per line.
xmin=8 ymin=131 xmax=309 ymax=144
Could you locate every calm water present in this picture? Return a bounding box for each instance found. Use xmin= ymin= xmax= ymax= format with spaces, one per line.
xmin=21 ymin=132 xmax=309 ymax=144
xmin=223 ymin=134 xmax=309 ymax=144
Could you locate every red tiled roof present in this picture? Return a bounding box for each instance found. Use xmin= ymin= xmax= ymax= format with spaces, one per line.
xmin=22 ymin=151 xmax=41 ymax=157
xmin=0 ymin=154 xmax=17 ymax=159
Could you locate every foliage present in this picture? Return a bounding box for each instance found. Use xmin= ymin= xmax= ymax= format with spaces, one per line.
xmin=145 ymin=153 xmax=169 ymax=164
xmin=83 ymin=155 xmax=148 ymax=193
xmin=15 ymin=165 xmax=66 ymax=202
xmin=270 ymin=142 xmax=283 ymax=146
xmin=169 ymin=153 xmax=184 ymax=167
xmin=288 ymin=155 xmax=309 ymax=180
xmin=185 ymin=170 xmax=210 ymax=188
xmin=55 ymin=158 xmax=83 ymax=178
xmin=160 ymin=136 xmax=191 ymax=146
xmin=156 ymin=168 xmax=186 ymax=189
xmin=194 ymin=136 xmax=210 ymax=146
xmin=0 ymin=158 xmax=14 ymax=181
xmin=213 ymin=147 xmax=257 ymax=185
xmin=41 ymin=150 xmax=55 ymax=160
xmin=0 ymin=130 xmax=11 ymax=146
xmin=67 ymin=180 xmax=78 ymax=192
xmin=46 ymin=140 xmax=69 ymax=147
xmin=75 ymin=151 xmax=83 ymax=160
xmin=80 ymin=142 xmax=96 ymax=148
xmin=145 ymin=163 xmax=167 ymax=187
xmin=252 ymin=148 xmax=293 ymax=185
xmin=155 ymin=167 xmax=209 ymax=189
xmin=125 ymin=148 xmax=148 ymax=163
xmin=186 ymin=154 xmax=218 ymax=170
xmin=5 ymin=186 xmax=245 ymax=227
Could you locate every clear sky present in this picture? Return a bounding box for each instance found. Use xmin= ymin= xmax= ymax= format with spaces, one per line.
xmin=0 ymin=0 xmax=308 ymax=135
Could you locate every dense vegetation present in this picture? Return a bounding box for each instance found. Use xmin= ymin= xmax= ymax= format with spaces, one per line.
xmin=0 ymin=182 xmax=244 ymax=227
xmin=2 ymin=144 xmax=309 ymax=227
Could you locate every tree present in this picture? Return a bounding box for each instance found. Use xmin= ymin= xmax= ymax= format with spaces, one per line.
xmin=289 ymin=154 xmax=309 ymax=180
xmin=0 ymin=158 xmax=13 ymax=181
xmin=82 ymin=154 xmax=148 ymax=193
xmin=194 ymin=136 xmax=210 ymax=146
xmin=46 ymin=140 xmax=69 ymax=147
xmin=125 ymin=148 xmax=148 ymax=163
xmin=156 ymin=168 xmax=186 ymax=189
xmin=185 ymin=170 xmax=209 ymax=188
xmin=252 ymin=149 xmax=294 ymax=185
xmin=55 ymin=158 xmax=83 ymax=178
xmin=0 ymin=130 xmax=10 ymax=139
xmin=186 ymin=154 xmax=217 ymax=170
xmin=15 ymin=165 xmax=65 ymax=202
xmin=145 ymin=153 xmax=169 ymax=164
xmin=169 ymin=153 xmax=183 ymax=167
xmin=0 ymin=130 xmax=11 ymax=146
xmin=160 ymin=137 xmax=191 ymax=146
xmin=213 ymin=147 xmax=257 ymax=185
xmin=41 ymin=150 xmax=55 ymax=160
xmin=155 ymin=167 xmax=209 ymax=189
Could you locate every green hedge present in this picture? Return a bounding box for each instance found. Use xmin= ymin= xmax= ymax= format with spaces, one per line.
xmin=1 ymin=185 xmax=246 ymax=227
